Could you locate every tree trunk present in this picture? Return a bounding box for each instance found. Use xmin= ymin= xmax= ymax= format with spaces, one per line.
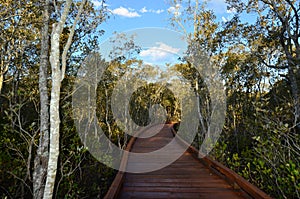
xmin=33 ymin=0 xmax=50 ymax=198
xmin=0 ymin=61 xmax=9 ymax=95
xmin=0 ymin=73 xmax=3 ymax=95
xmin=43 ymin=23 xmax=62 ymax=199
xmin=43 ymin=0 xmax=85 ymax=197
xmin=43 ymin=0 xmax=86 ymax=197
xmin=195 ymin=80 xmax=206 ymax=136
xmin=288 ymin=67 xmax=300 ymax=132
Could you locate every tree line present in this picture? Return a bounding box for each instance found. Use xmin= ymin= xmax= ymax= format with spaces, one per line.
xmin=168 ymin=0 xmax=299 ymax=198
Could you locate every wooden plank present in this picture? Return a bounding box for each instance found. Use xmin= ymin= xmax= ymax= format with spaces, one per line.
xmin=122 ymin=186 xmax=240 ymax=193
xmin=123 ymin=181 xmax=232 ymax=188
xmin=119 ymin=191 xmax=245 ymax=199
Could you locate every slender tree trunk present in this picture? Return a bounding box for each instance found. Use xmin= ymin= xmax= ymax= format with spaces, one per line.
xmin=34 ymin=0 xmax=50 ymax=198
xmin=195 ymin=80 xmax=206 ymax=136
xmin=0 ymin=61 xmax=9 ymax=95
xmin=288 ymin=67 xmax=300 ymax=132
xmin=105 ymin=88 xmax=113 ymax=150
xmin=0 ymin=73 xmax=3 ymax=95
xmin=43 ymin=0 xmax=85 ymax=197
xmin=43 ymin=21 xmax=63 ymax=198
xmin=279 ymin=15 xmax=300 ymax=132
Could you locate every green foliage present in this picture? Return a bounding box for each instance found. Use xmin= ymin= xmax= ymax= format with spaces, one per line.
xmin=129 ymin=83 xmax=181 ymax=125
xmin=211 ymin=91 xmax=300 ymax=198
xmin=0 ymin=73 xmax=39 ymax=198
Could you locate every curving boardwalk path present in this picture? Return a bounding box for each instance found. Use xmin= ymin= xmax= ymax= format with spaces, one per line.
xmin=105 ymin=124 xmax=272 ymax=199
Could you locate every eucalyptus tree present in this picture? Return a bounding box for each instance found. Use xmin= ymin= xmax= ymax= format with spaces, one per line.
xmin=0 ymin=0 xmax=108 ymax=198
xmin=35 ymin=0 xmax=107 ymax=197
xmin=168 ymin=0 xmax=225 ymax=150
xmin=221 ymin=1 xmax=300 ymax=197
xmin=41 ymin=0 xmax=106 ymax=197
xmin=226 ymin=0 xmax=300 ymax=131
xmin=33 ymin=1 xmax=50 ymax=198
xmin=0 ymin=1 xmax=42 ymax=198
xmin=0 ymin=0 xmax=40 ymax=94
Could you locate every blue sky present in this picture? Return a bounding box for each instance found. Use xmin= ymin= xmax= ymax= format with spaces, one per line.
xmin=91 ymin=0 xmax=255 ymax=67
xmin=93 ymin=0 xmax=238 ymax=42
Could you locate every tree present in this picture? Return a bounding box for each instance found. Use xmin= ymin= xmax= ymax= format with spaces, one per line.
xmin=168 ymin=0 xmax=226 ymax=155
xmin=226 ymin=0 xmax=300 ymax=131
xmin=0 ymin=1 xmax=41 ymax=197
xmin=33 ymin=1 xmax=50 ymax=198
xmin=0 ymin=0 xmax=108 ymax=198
xmin=0 ymin=0 xmax=40 ymax=94
xmin=43 ymin=0 xmax=87 ymax=198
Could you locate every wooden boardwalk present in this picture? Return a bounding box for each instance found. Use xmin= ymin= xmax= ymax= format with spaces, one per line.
xmin=105 ymin=124 xmax=272 ymax=199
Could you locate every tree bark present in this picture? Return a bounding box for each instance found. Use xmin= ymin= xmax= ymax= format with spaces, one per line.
xmin=43 ymin=0 xmax=86 ymax=197
xmin=0 ymin=62 xmax=9 ymax=95
xmin=288 ymin=66 xmax=300 ymax=132
xmin=43 ymin=0 xmax=72 ymax=197
xmin=279 ymin=13 xmax=300 ymax=132
xmin=0 ymin=73 xmax=3 ymax=95
xmin=33 ymin=1 xmax=50 ymax=198
xmin=43 ymin=22 xmax=62 ymax=199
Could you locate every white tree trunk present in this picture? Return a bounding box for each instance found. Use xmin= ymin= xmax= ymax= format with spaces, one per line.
xmin=43 ymin=1 xmax=86 ymax=197
xmin=43 ymin=23 xmax=62 ymax=199
xmin=0 ymin=74 xmax=3 ymax=95
xmin=33 ymin=1 xmax=50 ymax=198
xmin=195 ymin=80 xmax=206 ymax=135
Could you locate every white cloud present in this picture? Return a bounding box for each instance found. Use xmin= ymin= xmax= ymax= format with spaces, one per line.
xmin=140 ymin=7 xmax=148 ymax=13
xmin=155 ymin=9 xmax=164 ymax=14
xmin=128 ymin=7 xmax=135 ymax=11
xmin=91 ymin=0 xmax=107 ymax=7
xmin=168 ymin=4 xmax=181 ymax=17
xmin=227 ymin=7 xmax=237 ymax=14
xmin=140 ymin=7 xmax=164 ymax=14
xmin=222 ymin=16 xmax=228 ymax=22
xmin=112 ymin=7 xmax=141 ymax=18
xmin=222 ymin=7 xmax=236 ymax=22
xmin=140 ymin=42 xmax=180 ymax=61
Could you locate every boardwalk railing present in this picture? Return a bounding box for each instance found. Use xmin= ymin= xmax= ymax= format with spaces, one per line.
xmin=169 ymin=126 xmax=272 ymax=199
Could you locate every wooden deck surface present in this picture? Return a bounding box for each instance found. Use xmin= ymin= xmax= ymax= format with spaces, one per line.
xmin=117 ymin=124 xmax=248 ymax=199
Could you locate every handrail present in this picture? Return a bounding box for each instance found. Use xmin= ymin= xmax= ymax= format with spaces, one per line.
xmin=103 ymin=135 xmax=136 ymax=199
xmin=169 ymin=124 xmax=273 ymax=199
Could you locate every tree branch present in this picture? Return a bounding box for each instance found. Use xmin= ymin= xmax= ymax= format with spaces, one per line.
xmin=61 ymin=0 xmax=87 ymax=81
